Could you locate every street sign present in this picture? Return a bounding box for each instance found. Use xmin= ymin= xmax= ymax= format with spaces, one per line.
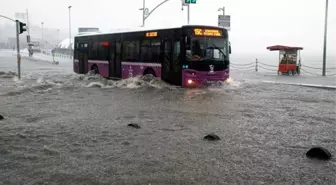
xmin=185 ymin=0 xmax=196 ymax=3
xmin=218 ymin=15 xmax=231 ymax=31
xmin=15 ymin=12 xmax=26 ymax=19
xmin=78 ymin=27 xmax=99 ymax=33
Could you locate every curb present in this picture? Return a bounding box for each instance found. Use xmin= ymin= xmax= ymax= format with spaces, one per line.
xmin=263 ymin=81 xmax=336 ymax=90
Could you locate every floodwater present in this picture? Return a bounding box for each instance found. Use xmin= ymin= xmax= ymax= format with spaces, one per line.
xmin=0 ymin=52 xmax=336 ymax=185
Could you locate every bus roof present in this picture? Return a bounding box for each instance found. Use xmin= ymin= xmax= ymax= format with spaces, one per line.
xmin=75 ymin=24 xmax=226 ymax=37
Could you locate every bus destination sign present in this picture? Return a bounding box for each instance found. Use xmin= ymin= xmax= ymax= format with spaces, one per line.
xmin=145 ymin=32 xmax=158 ymax=37
xmin=193 ymin=28 xmax=222 ymax=36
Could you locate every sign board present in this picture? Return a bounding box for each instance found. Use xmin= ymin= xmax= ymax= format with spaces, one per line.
xmin=145 ymin=32 xmax=158 ymax=37
xmin=78 ymin=27 xmax=99 ymax=33
xmin=26 ymin=35 xmax=30 ymax=43
xmin=15 ymin=12 xmax=26 ymax=19
xmin=218 ymin=15 xmax=231 ymax=31
xmin=15 ymin=12 xmax=26 ymax=22
xmin=193 ymin=28 xmax=222 ymax=37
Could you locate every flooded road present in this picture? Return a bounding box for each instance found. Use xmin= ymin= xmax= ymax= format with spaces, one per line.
xmin=1 ymin=52 xmax=336 ymax=185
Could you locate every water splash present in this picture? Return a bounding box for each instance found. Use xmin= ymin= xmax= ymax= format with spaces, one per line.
xmin=0 ymin=71 xmax=17 ymax=79
xmin=103 ymin=75 xmax=174 ymax=89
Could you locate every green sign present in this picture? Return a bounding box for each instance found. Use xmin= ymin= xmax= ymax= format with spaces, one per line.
xmin=185 ymin=0 xmax=196 ymax=4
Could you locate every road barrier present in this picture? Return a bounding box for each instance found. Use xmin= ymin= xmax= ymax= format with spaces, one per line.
xmin=42 ymin=50 xmax=73 ymax=60
xmin=231 ymin=59 xmax=336 ymax=76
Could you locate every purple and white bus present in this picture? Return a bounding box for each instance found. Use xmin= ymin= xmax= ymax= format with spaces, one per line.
xmin=73 ymin=25 xmax=230 ymax=87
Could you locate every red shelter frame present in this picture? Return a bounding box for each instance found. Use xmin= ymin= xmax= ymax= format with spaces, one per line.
xmin=267 ymin=45 xmax=303 ymax=75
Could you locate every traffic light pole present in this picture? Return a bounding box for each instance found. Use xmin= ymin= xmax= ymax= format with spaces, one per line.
xmin=0 ymin=15 xmax=15 ymax=22
xmin=15 ymin=20 xmax=21 ymax=80
xmin=1 ymin=15 xmax=24 ymax=79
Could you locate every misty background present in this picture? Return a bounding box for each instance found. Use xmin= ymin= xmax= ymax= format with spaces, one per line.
xmin=1 ymin=0 xmax=335 ymax=64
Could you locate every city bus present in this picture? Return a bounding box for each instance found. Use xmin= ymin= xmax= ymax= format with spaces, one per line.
xmin=73 ymin=25 xmax=230 ymax=87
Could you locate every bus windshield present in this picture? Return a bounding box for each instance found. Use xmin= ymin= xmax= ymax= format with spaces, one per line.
xmin=186 ymin=37 xmax=228 ymax=62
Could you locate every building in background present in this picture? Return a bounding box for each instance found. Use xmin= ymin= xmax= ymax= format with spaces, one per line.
xmin=53 ymin=27 xmax=100 ymax=55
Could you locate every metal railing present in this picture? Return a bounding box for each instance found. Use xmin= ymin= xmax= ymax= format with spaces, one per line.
xmin=231 ymin=59 xmax=336 ymax=76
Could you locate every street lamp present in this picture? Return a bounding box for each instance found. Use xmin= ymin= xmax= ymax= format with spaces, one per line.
xmin=57 ymin=29 xmax=60 ymax=43
xmin=139 ymin=0 xmax=149 ymax=27
xmin=68 ymin=6 xmax=72 ymax=50
xmin=322 ymin=0 xmax=329 ymax=76
xmin=139 ymin=0 xmax=170 ymax=27
xmin=218 ymin=7 xmax=225 ymax=16
xmin=41 ymin=22 xmax=44 ymax=42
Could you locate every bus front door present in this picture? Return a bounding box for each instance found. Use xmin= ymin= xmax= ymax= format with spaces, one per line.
xmin=108 ymin=42 xmax=121 ymax=79
xmin=161 ymin=38 xmax=173 ymax=83
xmin=108 ymin=42 xmax=116 ymax=78
xmin=115 ymin=42 xmax=122 ymax=78
xmin=78 ymin=43 xmax=88 ymax=74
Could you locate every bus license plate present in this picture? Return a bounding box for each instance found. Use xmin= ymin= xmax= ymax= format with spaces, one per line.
xmin=205 ymin=80 xmax=216 ymax=84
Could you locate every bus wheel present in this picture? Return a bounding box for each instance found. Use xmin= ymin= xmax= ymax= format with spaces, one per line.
xmin=288 ymin=70 xmax=293 ymax=76
xmin=143 ymin=68 xmax=156 ymax=77
xmin=91 ymin=65 xmax=99 ymax=75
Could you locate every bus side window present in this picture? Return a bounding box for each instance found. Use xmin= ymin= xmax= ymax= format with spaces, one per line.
xmin=89 ymin=40 xmax=98 ymax=59
xmin=97 ymin=42 xmax=109 ymax=60
xmin=173 ymin=41 xmax=180 ymax=61
xmin=151 ymin=40 xmax=160 ymax=61
xmin=122 ymin=41 xmax=140 ymax=61
xmin=140 ymin=40 xmax=151 ymax=61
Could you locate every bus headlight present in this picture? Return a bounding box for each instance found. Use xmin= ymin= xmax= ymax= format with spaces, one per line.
xmin=187 ymin=79 xmax=193 ymax=84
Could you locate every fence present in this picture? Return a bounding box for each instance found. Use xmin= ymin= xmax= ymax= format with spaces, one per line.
xmin=42 ymin=50 xmax=73 ymax=60
xmin=231 ymin=59 xmax=336 ymax=76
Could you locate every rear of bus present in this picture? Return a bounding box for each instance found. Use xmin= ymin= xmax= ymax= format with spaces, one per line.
xmin=181 ymin=26 xmax=230 ymax=87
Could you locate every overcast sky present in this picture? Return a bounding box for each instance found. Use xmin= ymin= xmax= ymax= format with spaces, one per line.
xmin=1 ymin=0 xmax=335 ymax=58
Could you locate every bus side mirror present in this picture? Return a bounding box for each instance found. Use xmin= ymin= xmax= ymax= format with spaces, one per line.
xmin=229 ymin=45 xmax=231 ymax=54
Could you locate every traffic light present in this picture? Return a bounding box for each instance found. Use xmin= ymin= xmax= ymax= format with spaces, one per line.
xmin=19 ymin=22 xmax=27 ymax=34
xmin=185 ymin=0 xmax=196 ymax=4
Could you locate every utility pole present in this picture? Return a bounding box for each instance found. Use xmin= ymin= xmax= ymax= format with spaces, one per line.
xmin=68 ymin=6 xmax=72 ymax=50
xmin=26 ymin=9 xmax=32 ymax=57
xmin=41 ymin=22 xmax=44 ymax=42
xmin=57 ymin=29 xmax=60 ymax=43
xmin=187 ymin=4 xmax=190 ymax=24
xmin=322 ymin=0 xmax=328 ymax=76
xmin=142 ymin=0 xmax=146 ymax=27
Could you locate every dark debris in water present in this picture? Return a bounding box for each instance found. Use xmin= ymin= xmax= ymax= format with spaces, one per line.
xmin=306 ymin=147 xmax=332 ymax=161
xmin=43 ymin=146 xmax=60 ymax=156
xmin=127 ymin=123 xmax=141 ymax=129
xmin=0 ymin=115 xmax=4 ymax=120
xmin=122 ymin=141 xmax=131 ymax=145
xmin=203 ymin=133 xmax=221 ymax=141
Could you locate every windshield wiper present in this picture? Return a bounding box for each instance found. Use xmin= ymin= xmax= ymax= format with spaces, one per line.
xmin=211 ymin=44 xmax=227 ymax=59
